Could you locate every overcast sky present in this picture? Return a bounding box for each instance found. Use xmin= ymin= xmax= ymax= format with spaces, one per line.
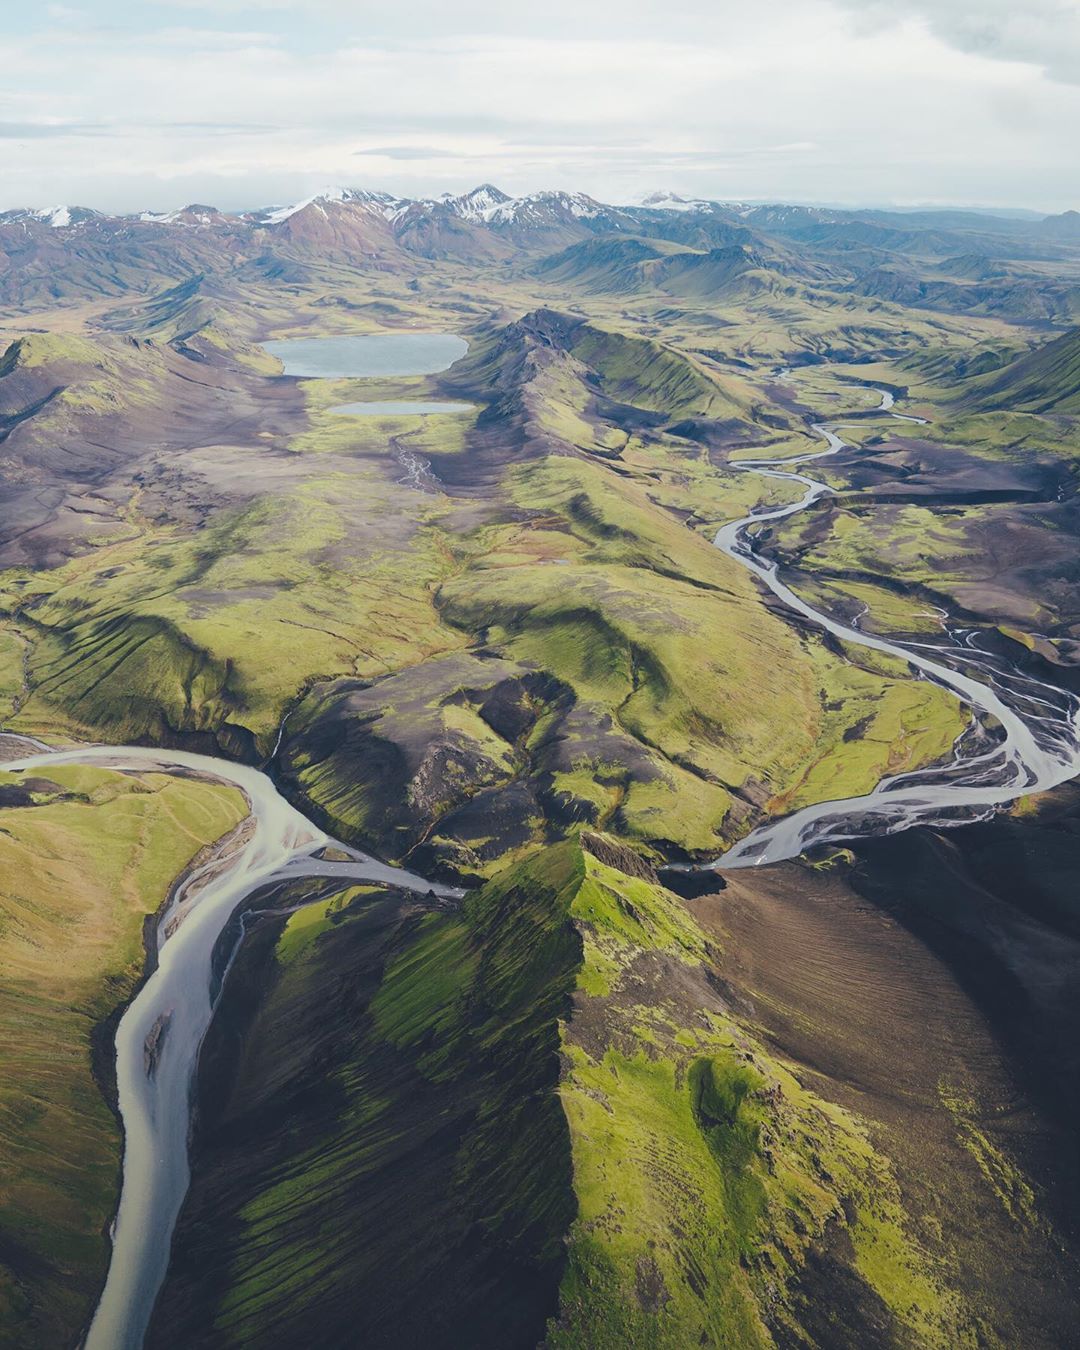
xmin=3 ymin=0 xmax=1078 ymax=214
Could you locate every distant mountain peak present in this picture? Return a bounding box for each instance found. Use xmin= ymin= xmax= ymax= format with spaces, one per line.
xmin=250 ymin=187 xmax=408 ymax=227
xmin=637 ymin=189 xmax=716 ymax=213
xmin=138 ymin=204 xmax=228 ymax=227
xmin=0 ymin=204 xmax=99 ymax=230
xmin=40 ymin=206 xmax=72 ymax=229
xmin=1038 ymin=208 xmax=1080 ymax=238
xmin=260 ymin=186 xmax=352 ymax=225
xmin=486 ymin=189 xmax=609 ymax=227
xmin=439 ymin=184 xmax=512 ymax=221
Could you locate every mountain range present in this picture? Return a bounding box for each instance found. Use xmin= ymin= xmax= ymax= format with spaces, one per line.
xmin=3 ymin=185 xmax=1078 ymax=320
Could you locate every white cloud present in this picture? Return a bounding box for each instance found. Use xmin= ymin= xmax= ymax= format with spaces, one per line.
xmin=1 ymin=0 xmax=1077 ymax=212
xmin=839 ymin=0 xmax=1080 ymax=86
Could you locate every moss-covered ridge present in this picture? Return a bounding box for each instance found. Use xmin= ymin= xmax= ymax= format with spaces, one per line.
xmin=276 ymin=446 xmax=964 ymax=879
xmin=440 ymin=307 xmax=752 ymax=460
xmin=154 ymin=837 xmax=981 ymax=1348
xmin=150 ymin=847 xmax=583 ymax=1349
xmin=965 ymin=324 xmax=1080 ymax=414
xmin=550 ymin=836 xmax=979 ymax=1348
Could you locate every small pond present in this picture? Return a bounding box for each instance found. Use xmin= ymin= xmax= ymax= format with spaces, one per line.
xmin=328 ymin=399 xmax=474 ymax=417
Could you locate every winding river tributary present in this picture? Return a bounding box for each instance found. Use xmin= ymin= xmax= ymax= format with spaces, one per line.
xmin=4 ymin=355 xmax=1079 ymax=1347
xmin=713 ymin=382 xmax=1080 ymax=867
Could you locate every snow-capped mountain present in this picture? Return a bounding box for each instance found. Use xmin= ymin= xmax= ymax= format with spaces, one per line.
xmin=0 ymin=205 xmax=102 ymax=230
xmin=440 ymin=186 xmax=610 ymax=227
xmin=0 ymin=182 xmax=1058 ymax=314
xmin=138 ymin=204 xmax=233 ymax=228
xmin=249 ymin=187 xmax=408 ymax=227
xmin=0 ymin=182 xmax=734 ymax=251
xmin=636 ymin=190 xmax=722 ymax=214
xmin=392 ymin=185 xmax=627 ymax=233
xmin=485 ymin=190 xmax=612 ymax=227
xmin=436 ymin=184 xmax=512 ymax=222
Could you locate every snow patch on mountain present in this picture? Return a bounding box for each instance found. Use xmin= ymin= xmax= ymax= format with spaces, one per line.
xmin=258 ymin=187 xmax=409 ymax=226
xmin=138 ymin=205 xmax=221 ymax=227
xmin=440 ymin=184 xmax=512 ymax=222
xmin=263 ymin=186 xmax=351 ymax=225
xmin=636 ymin=190 xmax=716 ymax=213
xmin=0 ymin=205 xmax=100 ymax=230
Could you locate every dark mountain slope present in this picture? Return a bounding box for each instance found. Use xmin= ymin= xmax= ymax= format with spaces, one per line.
xmin=535 ymin=236 xmax=678 ymax=292
xmin=0 ymin=330 xmax=299 ymax=567
xmin=151 ymin=827 xmax=1077 ymax=1347
xmin=150 ymin=846 xmax=585 ymax=1350
xmin=536 ymin=238 xmax=801 ymax=302
xmin=0 ymin=211 xmax=252 ymax=308
xmin=848 ymin=265 xmax=1080 ymax=323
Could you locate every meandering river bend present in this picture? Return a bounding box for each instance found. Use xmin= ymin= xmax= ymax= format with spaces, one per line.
xmin=3 ymin=364 xmax=1078 ymax=1347
xmin=0 ymin=742 xmax=460 ymax=1350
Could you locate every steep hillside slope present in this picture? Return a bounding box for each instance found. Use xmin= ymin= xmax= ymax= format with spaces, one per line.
xmin=0 ymin=329 xmax=297 ymax=567
xmin=439 ymin=307 xmax=753 ymax=462
xmin=966 ymin=325 xmax=1080 ymax=413
xmin=537 ymin=236 xmax=816 ymax=304
xmin=151 ymin=834 xmax=1077 ymax=1347
xmin=0 ymin=210 xmax=252 ymax=309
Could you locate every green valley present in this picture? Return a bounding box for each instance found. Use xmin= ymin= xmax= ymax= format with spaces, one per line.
xmin=1 ymin=174 xmax=1079 ymax=1350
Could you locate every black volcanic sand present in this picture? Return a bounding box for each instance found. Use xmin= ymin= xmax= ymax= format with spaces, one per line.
xmin=696 ymin=793 xmax=1080 ymax=1349
xmin=737 ymin=369 xmax=1080 ymax=653
xmin=782 ymin=432 xmax=1080 ymax=652
xmin=849 ymin=786 xmax=1080 ymax=1179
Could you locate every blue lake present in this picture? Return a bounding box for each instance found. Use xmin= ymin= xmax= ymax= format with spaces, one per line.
xmin=264 ymin=332 xmax=468 ymax=379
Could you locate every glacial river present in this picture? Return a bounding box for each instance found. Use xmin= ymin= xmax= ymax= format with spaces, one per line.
xmin=713 ymin=385 xmax=1080 ymax=867
xmin=0 ymin=742 xmax=460 ymax=1350
xmin=4 ymin=368 xmax=1078 ymax=1347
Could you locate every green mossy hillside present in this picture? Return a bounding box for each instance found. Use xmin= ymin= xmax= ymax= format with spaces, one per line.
xmin=966 ymin=325 xmax=1080 ymax=414
xmin=442 ymin=308 xmax=752 ymax=449
xmin=549 ymin=840 xmax=979 ymax=1348
xmin=149 ymin=847 xmax=586 ymax=1349
xmin=153 ymin=839 xmax=981 ymax=1348
xmin=278 ymin=452 xmax=966 ymax=876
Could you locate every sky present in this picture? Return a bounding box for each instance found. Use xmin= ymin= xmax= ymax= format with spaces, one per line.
xmin=2 ymin=0 xmax=1078 ymax=214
